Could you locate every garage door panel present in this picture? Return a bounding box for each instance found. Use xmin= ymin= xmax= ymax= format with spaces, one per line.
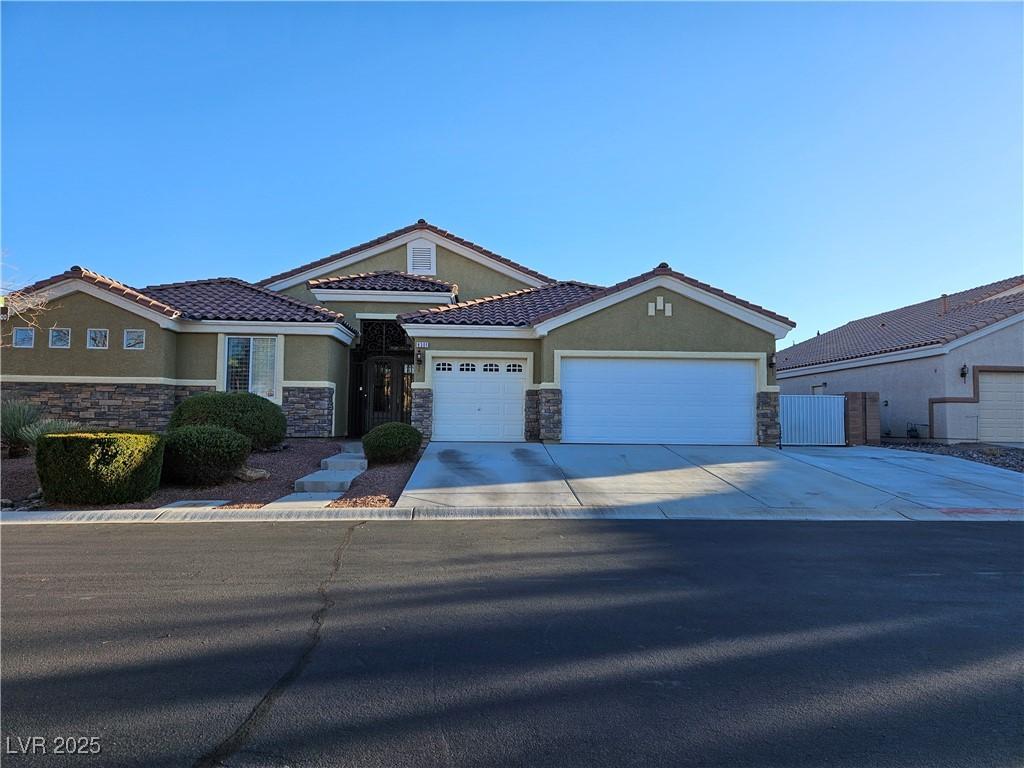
xmin=561 ymin=357 xmax=756 ymax=444
xmin=978 ymin=372 xmax=1024 ymax=443
xmin=432 ymin=359 xmax=526 ymax=442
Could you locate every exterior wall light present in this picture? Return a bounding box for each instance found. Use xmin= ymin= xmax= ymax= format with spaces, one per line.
xmin=960 ymin=364 xmax=968 ymax=380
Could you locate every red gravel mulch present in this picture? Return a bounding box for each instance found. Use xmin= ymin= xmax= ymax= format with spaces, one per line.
xmin=3 ymin=439 xmax=347 ymax=510
xmin=881 ymin=441 xmax=1024 ymax=473
xmin=329 ymin=458 xmax=418 ymax=508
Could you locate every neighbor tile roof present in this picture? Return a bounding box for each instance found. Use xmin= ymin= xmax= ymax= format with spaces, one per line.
xmin=308 ymin=270 xmax=453 ymax=293
xmin=257 ymin=219 xmax=554 ymax=287
xmin=399 ymin=264 xmax=794 ymax=328
xmin=776 ymin=276 xmax=1024 ymax=371
xmin=400 ymin=282 xmax=604 ymax=326
xmin=20 ymin=266 xmax=353 ymax=329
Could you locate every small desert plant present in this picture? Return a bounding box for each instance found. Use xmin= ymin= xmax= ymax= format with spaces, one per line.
xmin=1 ymin=399 xmax=81 ymax=458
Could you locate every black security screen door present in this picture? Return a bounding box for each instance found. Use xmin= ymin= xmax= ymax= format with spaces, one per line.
xmin=349 ymin=320 xmax=414 ymax=435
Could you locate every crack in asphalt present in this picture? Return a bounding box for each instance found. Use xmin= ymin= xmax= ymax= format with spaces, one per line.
xmin=192 ymin=521 xmax=366 ymax=768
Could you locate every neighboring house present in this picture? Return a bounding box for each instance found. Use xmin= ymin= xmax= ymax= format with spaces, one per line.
xmin=777 ymin=276 xmax=1024 ymax=444
xmin=2 ymin=220 xmax=795 ymax=444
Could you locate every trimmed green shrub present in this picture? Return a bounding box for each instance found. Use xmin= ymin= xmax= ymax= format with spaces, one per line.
xmin=168 ymin=392 xmax=286 ymax=450
xmin=163 ymin=425 xmax=251 ymax=486
xmin=1 ymin=399 xmax=80 ymax=458
xmin=35 ymin=432 xmax=164 ymax=504
xmin=362 ymin=422 xmax=422 ymax=464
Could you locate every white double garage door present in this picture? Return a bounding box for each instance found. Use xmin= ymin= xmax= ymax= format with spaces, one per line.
xmin=432 ymin=356 xmax=757 ymax=444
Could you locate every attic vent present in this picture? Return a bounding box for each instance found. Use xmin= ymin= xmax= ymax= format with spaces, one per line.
xmin=407 ymin=238 xmax=436 ymax=275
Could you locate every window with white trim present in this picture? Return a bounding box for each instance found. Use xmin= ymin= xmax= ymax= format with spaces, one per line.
xmin=482 ymin=363 xmax=500 ymax=372
xmin=407 ymin=238 xmax=436 ymax=275
xmin=12 ymin=328 xmax=34 ymax=348
xmin=49 ymin=328 xmax=71 ymax=348
xmin=226 ymin=336 xmax=278 ymax=399
xmin=459 ymin=362 xmax=476 ymax=372
xmin=506 ymin=363 xmax=523 ymax=373
xmin=435 ymin=361 xmax=453 ymax=372
xmin=123 ymin=329 xmax=146 ymax=350
xmin=87 ymin=329 xmax=109 ymax=349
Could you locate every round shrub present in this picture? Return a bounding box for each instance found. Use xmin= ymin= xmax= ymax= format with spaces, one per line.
xmin=362 ymin=422 xmax=422 ymax=464
xmin=35 ymin=432 xmax=164 ymax=505
xmin=168 ymin=392 xmax=286 ymax=450
xmin=163 ymin=425 xmax=251 ymax=486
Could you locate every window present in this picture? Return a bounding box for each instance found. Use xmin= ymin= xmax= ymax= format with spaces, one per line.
xmin=407 ymin=238 xmax=436 ymax=275
xmin=226 ymin=336 xmax=278 ymax=399
xmin=459 ymin=362 xmax=476 ymax=372
xmin=123 ymin=329 xmax=146 ymax=350
xmin=48 ymin=328 xmax=71 ymax=348
xmin=86 ymin=329 xmax=109 ymax=349
xmin=506 ymin=363 xmax=523 ymax=373
xmin=482 ymin=363 xmax=500 ymax=373
xmin=435 ymin=361 xmax=453 ymax=372
xmin=12 ymin=328 xmax=34 ymax=348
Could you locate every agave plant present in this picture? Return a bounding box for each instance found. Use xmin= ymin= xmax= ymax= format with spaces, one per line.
xmin=1 ymin=400 xmax=80 ymax=458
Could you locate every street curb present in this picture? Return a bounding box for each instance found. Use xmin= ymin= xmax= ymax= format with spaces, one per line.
xmin=1 ymin=506 xmax=1020 ymax=524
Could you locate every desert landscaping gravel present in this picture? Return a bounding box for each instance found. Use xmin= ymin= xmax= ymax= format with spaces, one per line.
xmin=330 ymin=458 xmax=417 ymax=507
xmin=882 ymin=441 xmax=1024 ymax=473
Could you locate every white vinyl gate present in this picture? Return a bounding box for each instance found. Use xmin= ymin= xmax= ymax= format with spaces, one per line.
xmin=780 ymin=395 xmax=846 ymax=446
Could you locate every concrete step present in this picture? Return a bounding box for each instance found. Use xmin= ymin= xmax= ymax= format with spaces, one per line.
xmin=341 ymin=441 xmax=366 ymax=455
xmin=294 ymin=468 xmax=360 ymax=493
xmin=322 ymin=455 xmax=368 ymax=471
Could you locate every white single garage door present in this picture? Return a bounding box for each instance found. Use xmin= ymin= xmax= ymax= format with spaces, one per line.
xmin=432 ymin=359 xmax=527 ymax=441
xmin=561 ymin=357 xmax=757 ymax=444
xmin=978 ymin=371 xmax=1024 ymax=443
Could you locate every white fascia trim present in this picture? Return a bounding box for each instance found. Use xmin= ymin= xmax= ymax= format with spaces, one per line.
xmin=355 ymin=312 xmax=398 ymax=320
xmin=534 ymin=276 xmax=794 ymax=340
xmin=552 ymin=349 xmax=773 ymax=392
xmin=33 ymin=280 xmax=180 ymax=328
xmin=282 ymin=380 xmax=337 ymax=390
xmin=264 ymin=230 xmax=549 ymax=291
xmin=179 ymin=320 xmax=355 ymax=345
xmin=1 ymin=375 xmax=217 ymax=386
xmin=312 ymin=288 xmax=453 ymax=304
xmin=401 ymin=323 xmax=538 ymax=339
xmin=776 ymin=313 xmax=1024 ymax=379
xmin=422 ymin=349 xmax=534 ymax=389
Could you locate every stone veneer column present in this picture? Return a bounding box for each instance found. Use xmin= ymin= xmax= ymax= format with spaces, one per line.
xmin=538 ymin=388 xmax=562 ymax=442
xmin=281 ymin=386 xmax=335 ymax=438
xmin=756 ymin=390 xmax=780 ymax=446
xmin=411 ymin=388 xmax=433 ymax=440
xmin=524 ymin=390 xmax=540 ymax=441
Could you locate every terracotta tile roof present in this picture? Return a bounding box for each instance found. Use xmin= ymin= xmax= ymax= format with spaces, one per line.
xmin=776 ymin=276 xmax=1024 ymax=371
xmin=308 ymin=270 xmax=453 ymax=293
xmin=142 ymin=277 xmax=352 ymax=327
xmin=20 ymin=266 xmax=354 ymax=330
xmin=257 ymin=220 xmax=554 ymax=287
xmin=399 ymin=282 xmax=603 ymax=326
xmin=399 ymin=264 xmax=793 ymax=329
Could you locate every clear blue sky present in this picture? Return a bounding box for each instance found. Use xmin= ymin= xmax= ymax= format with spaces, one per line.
xmin=3 ymin=2 xmax=1021 ymax=344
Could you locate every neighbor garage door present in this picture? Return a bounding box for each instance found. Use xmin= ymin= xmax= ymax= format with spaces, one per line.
xmin=431 ymin=358 xmax=527 ymax=441
xmin=977 ymin=371 xmax=1024 ymax=443
xmin=561 ymin=357 xmax=757 ymax=444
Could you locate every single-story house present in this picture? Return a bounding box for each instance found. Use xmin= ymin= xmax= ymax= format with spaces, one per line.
xmin=2 ymin=220 xmax=795 ymax=444
xmin=777 ymin=276 xmax=1024 ymax=444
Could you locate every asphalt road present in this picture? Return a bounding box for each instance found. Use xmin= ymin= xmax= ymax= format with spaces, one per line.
xmin=2 ymin=521 xmax=1022 ymax=768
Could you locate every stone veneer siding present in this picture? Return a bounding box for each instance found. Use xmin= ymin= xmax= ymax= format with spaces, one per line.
xmin=0 ymin=382 xmax=215 ymax=432
xmin=524 ymin=390 xmax=540 ymax=441
xmin=411 ymin=388 xmax=433 ymax=440
xmin=281 ymin=386 xmax=335 ymax=438
xmin=538 ymin=388 xmax=562 ymax=442
xmin=756 ymin=390 xmax=781 ymax=446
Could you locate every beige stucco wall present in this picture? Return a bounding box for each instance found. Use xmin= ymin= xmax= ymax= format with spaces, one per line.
xmin=282 ymin=335 xmax=349 ymax=435
xmin=778 ymin=320 xmax=1024 ymax=440
xmin=176 ymin=333 xmax=218 ymax=379
xmin=2 ymin=291 xmax=177 ymax=378
xmin=280 ymin=244 xmax=534 ymax=305
xmin=540 ymin=288 xmax=778 ymax=383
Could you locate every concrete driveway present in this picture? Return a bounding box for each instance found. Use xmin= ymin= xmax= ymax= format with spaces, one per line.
xmin=398 ymin=443 xmax=1024 ymax=513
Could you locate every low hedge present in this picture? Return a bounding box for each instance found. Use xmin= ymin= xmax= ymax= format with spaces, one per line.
xmin=35 ymin=432 xmax=164 ymax=504
xmin=168 ymin=392 xmax=286 ymax=450
xmin=362 ymin=422 xmax=422 ymax=464
xmin=163 ymin=425 xmax=251 ymax=486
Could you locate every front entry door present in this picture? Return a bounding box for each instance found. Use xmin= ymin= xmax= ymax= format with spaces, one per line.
xmin=364 ymin=356 xmax=414 ymax=433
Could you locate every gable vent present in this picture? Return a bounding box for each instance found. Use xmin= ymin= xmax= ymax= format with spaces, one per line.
xmin=407 ymin=238 xmax=436 ymax=275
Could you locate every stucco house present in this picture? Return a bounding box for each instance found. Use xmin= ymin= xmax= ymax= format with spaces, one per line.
xmin=777 ymin=276 xmax=1024 ymax=444
xmin=2 ymin=220 xmax=795 ymax=445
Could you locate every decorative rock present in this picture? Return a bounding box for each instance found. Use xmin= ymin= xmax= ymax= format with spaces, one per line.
xmin=233 ymin=466 xmax=270 ymax=481
xmin=0 ymin=499 xmax=12 ymax=508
